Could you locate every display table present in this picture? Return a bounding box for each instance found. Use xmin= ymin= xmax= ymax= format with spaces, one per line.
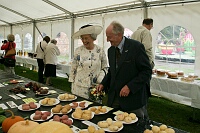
xmin=15 ymin=56 xmax=71 ymax=77
xmin=150 ymin=75 xmax=200 ymax=109
xmin=0 ymin=70 xmax=188 ymax=133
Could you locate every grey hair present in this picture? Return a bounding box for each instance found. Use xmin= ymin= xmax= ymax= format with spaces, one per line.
xmin=7 ymin=34 xmax=15 ymax=42
xmin=110 ymin=21 xmax=124 ymax=35
xmin=90 ymin=34 xmax=97 ymax=40
xmin=51 ymin=39 xmax=57 ymax=44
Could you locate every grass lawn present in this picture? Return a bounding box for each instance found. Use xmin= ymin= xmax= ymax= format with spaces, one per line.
xmin=0 ymin=64 xmax=200 ymax=133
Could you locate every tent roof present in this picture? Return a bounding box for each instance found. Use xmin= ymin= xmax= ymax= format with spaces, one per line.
xmin=0 ymin=0 xmax=197 ymax=26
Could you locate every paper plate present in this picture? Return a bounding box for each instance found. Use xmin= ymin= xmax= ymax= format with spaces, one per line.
xmin=39 ymin=98 xmax=60 ymax=106
xmin=114 ymin=116 xmax=138 ymax=124
xmin=30 ymin=111 xmax=53 ymax=122
xmin=18 ymin=103 xmax=40 ymax=111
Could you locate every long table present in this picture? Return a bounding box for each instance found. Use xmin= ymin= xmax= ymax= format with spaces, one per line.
xmin=0 ymin=70 xmax=188 ymax=133
xmin=15 ymin=56 xmax=71 ymax=77
xmin=150 ymin=75 xmax=200 ymax=109
xmin=15 ymin=56 xmax=200 ymax=109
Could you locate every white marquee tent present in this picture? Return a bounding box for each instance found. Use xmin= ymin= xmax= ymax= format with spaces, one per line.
xmin=0 ymin=0 xmax=200 ymax=76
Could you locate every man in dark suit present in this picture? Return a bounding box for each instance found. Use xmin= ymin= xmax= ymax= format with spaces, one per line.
xmin=97 ymin=21 xmax=152 ymax=120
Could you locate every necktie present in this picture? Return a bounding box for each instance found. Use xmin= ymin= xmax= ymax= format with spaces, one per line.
xmin=116 ymin=47 xmax=121 ymax=66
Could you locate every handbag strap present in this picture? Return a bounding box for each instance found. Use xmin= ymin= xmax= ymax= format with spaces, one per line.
xmin=40 ymin=42 xmax=44 ymax=52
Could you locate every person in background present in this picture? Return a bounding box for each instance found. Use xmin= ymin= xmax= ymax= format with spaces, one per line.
xmin=131 ymin=18 xmax=154 ymax=69
xmin=35 ymin=36 xmax=50 ymax=83
xmin=131 ymin=18 xmax=154 ymax=123
xmin=69 ymin=24 xmax=108 ymax=99
xmin=44 ymin=39 xmax=60 ymax=86
xmin=1 ymin=34 xmax=16 ymax=75
xmin=96 ymin=21 xmax=152 ymax=125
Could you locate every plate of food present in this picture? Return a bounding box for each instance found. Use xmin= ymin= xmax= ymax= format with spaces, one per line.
xmin=39 ymin=98 xmax=60 ymax=106
xmin=49 ymin=115 xmax=73 ymax=126
xmin=88 ymin=106 xmax=109 ymax=115
xmin=71 ymin=110 xmax=94 ymax=121
xmin=51 ymin=108 xmax=72 ymax=115
xmin=18 ymin=102 xmax=40 ymax=111
xmin=97 ymin=120 xmax=123 ymax=132
xmin=30 ymin=111 xmax=53 ymax=122
xmin=114 ymin=115 xmax=138 ymax=124
xmin=69 ymin=101 xmax=89 ymax=109
xmin=57 ymin=93 xmax=77 ymax=101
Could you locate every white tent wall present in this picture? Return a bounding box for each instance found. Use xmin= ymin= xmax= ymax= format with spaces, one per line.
xmin=51 ymin=20 xmax=72 ymax=60
xmin=35 ymin=22 xmax=51 ymax=47
xmin=74 ymin=15 xmax=103 ymax=48
xmin=148 ymin=2 xmax=200 ymax=76
xmin=104 ymin=9 xmax=144 ymax=53
xmin=12 ymin=24 xmax=33 ymax=51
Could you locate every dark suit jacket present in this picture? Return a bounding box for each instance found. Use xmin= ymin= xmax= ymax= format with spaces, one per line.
xmin=101 ymin=37 xmax=152 ymax=111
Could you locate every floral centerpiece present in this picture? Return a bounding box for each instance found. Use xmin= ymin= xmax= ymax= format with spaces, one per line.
xmin=89 ymin=87 xmax=105 ymax=103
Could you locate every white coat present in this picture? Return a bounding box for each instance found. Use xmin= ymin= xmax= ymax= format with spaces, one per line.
xmin=131 ymin=26 xmax=154 ymax=67
xmin=44 ymin=43 xmax=60 ymax=65
xmin=35 ymin=41 xmax=48 ymax=59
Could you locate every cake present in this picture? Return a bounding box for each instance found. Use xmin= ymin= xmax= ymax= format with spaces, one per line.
xmin=167 ymin=72 xmax=178 ymax=79
xmin=156 ymin=69 xmax=166 ymax=77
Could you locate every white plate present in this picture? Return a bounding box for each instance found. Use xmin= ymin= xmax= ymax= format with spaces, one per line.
xmin=30 ymin=111 xmax=53 ymax=122
xmin=88 ymin=106 xmax=109 ymax=115
xmin=78 ymin=129 xmax=88 ymax=133
xmin=98 ymin=121 xmax=123 ymax=132
xmin=18 ymin=103 xmax=40 ymax=111
xmin=51 ymin=108 xmax=72 ymax=115
xmin=114 ymin=116 xmax=138 ymax=124
xmin=71 ymin=112 xmax=94 ymax=120
xmin=39 ymin=98 xmax=60 ymax=106
xmin=69 ymin=101 xmax=89 ymax=109
xmin=57 ymin=94 xmax=77 ymax=101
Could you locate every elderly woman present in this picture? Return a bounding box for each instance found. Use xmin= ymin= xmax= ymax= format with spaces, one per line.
xmin=1 ymin=34 xmax=16 ymax=75
xmin=68 ymin=24 xmax=108 ymax=99
xmin=44 ymin=39 xmax=60 ymax=86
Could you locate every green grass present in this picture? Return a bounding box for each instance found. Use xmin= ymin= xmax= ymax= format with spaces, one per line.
xmin=1 ymin=64 xmax=200 ymax=133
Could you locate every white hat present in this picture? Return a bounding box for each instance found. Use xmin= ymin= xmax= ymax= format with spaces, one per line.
xmin=72 ymin=25 xmax=103 ymax=39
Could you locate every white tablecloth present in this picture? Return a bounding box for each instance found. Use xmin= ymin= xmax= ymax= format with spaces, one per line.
xmin=151 ymin=75 xmax=200 ymax=109
xmin=15 ymin=56 xmax=71 ymax=76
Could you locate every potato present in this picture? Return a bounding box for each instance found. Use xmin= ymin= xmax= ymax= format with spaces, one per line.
xmin=72 ymin=102 xmax=78 ymax=108
xmin=22 ymin=105 xmax=30 ymax=110
xmin=108 ymin=125 xmax=118 ymax=131
xmin=61 ymin=115 xmax=68 ymax=120
xmin=30 ymin=104 xmax=37 ymax=109
xmin=41 ymin=114 xmax=48 ymax=120
xmin=61 ymin=108 xmax=68 ymax=114
xmin=79 ymin=102 xmax=86 ymax=108
xmin=35 ymin=110 xmax=42 ymax=115
xmin=53 ymin=115 xmax=60 ymax=121
xmin=52 ymin=107 xmax=61 ymax=113
xmin=43 ymin=111 xmax=51 ymax=116
xmin=33 ymin=114 xmax=41 ymax=120
xmin=65 ymin=119 xmax=73 ymax=126
xmin=88 ymin=125 xmax=95 ymax=133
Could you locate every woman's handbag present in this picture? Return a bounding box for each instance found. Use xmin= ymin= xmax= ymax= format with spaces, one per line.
xmin=4 ymin=58 xmax=16 ymax=67
xmin=5 ymin=43 xmax=16 ymax=57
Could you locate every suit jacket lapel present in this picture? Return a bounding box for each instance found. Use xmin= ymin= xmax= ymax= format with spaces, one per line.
xmin=109 ymin=46 xmax=116 ymax=74
xmin=116 ymin=39 xmax=130 ymax=73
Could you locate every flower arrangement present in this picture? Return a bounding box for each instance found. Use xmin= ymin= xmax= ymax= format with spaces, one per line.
xmin=89 ymin=87 xmax=105 ymax=102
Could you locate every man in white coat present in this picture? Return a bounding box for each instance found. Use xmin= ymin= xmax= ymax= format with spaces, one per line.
xmin=131 ymin=18 xmax=154 ymax=69
xmin=44 ymin=39 xmax=60 ymax=85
